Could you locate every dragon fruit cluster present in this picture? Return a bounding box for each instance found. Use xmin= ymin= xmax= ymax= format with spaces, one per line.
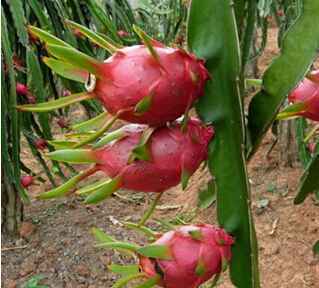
xmin=17 ymin=22 xmax=234 ymax=287
xmin=18 ymin=22 xmax=213 ymax=200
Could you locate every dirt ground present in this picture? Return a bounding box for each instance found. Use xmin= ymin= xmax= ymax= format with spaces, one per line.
xmin=2 ymin=28 xmax=319 ymax=288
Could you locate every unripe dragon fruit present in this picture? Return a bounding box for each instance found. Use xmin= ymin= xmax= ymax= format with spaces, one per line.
xmin=279 ymin=70 xmax=319 ymax=122
xmin=39 ymin=118 xmax=213 ymax=202
xmin=139 ymin=224 xmax=234 ymax=288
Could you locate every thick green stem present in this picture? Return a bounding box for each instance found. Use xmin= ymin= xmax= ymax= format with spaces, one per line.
xmin=188 ymin=1 xmax=260 ymax=287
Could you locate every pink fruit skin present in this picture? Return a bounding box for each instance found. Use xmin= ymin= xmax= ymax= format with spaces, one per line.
xmin=94 ymin=45 xmax=209 ymax=125
xmin=307 ymin=142 xmax=316 ymax=154
xmin=57 ymin=118 xmax=69 ymax=128
xmin=288 ymin=71 xmax=319 ymax=122
xmin=140 ymin=224 xmax=234 ymax=288
xmin=117 ymin=30 xmax=129 ymax=37
xmin=16 ymin=83 xmax=28 ymax=96
xmin=94 ymin=118 xmax=214 ymax=192
xmin=21 ymin=175 xmax=33 ymax=188
xmin=35 ymin=138 xmax=47 ymax=150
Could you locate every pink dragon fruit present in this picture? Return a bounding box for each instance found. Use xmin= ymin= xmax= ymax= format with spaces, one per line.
xmin=57 ymin=117 xmax=69 ymax=129
xmin=94 ymin=118 xmax=213 ymax=192
xmin=21 ymin=175 xmax=34 ymax=188
xmin=16 ymin=83 xmax=28 ymax=96
xmin=117 ymin=30 xmax=129 ymax=38
xmin=139 ymin=224 xmax=234 ymax=288
xmin=38 ymin=118 xmax=213 ymax=202
xmin=18 ymin=24 xmax=209 ymax=127
xmin=34 ymin=138 xmax=48 ymax=150
xmin=16 ymin=82 xmax=36 ymax=103
xmin=92 ymin=44 xmax=209 ymax=125
xmin=287 ymin=70 xmax=319 ymax=121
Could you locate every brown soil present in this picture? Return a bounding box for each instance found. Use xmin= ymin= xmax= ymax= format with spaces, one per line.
xmin=2 ymin=29 xmax=319 ymax=288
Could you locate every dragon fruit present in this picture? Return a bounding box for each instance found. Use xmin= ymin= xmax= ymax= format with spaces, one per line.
xmin=16 ymin=83 xmax=28 ymax=96
xmin=38 ymin=118 xmax=214 ymax=202
xmin=117 ymin=30 xmax=129 ymax=38
xmin=92 ymin=44 xmax=208 ymax=125
xmin=139 ymin=224 xmax=234 ymax=288
xmin=16 ymin=82 xmax=36 ymax=103
xmin=280 ymin=70 xmax=319 ymax=122
xmin=17 ymin=23 xmax=209 ymax=148
xmin=57 ymin=117 xmax=69 ymax=129
xmin=34 ymin=138 xmax=48 ymax=150
xmin=21 ymin=175 xmax=34 ymax=188
xmin=94 ymin=118 xmax=213 ymax=192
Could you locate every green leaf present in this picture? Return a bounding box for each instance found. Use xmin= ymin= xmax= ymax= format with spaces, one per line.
xmin=26 ymin=49 xmax=52 ymax=139
xmin=198 ymin=179 xmax=216 ymax=209
xmin=76 ymin=179 xmax=110 ymax=195
xmin=93 ymin=128 xmax=126 ymax=149
xmin=28 ymin=25 xmax=71 ymax=47
xmin=276 ymin=102 xmax=306 ymax=120
xmin=23 ymin=274 xmax=48 ymax=288
xmin=111 ymin=273 xmax=146 ymax=288
xmin=294 ymin=154 xmax=319 ymax=204
xmin=43 ymin=57 xmax=89 ymax=83
xmin=38 ymin=168 xmax=95 ymax=199
xmin=7 ymin=0 xmax=28 ymax=46
xmin=47 ymin=140 xmax=79 ymax=150
xmin=313 ymin=240 xmax=319 ymax=257
xmin=188 ymin=230 xmax=203 ymax=241
xmin=188 ymin=1 xmax=260 ymax=287
xmin=47 ymin=149 xmax=97 ymax=164
xmin=108 ymin=264 xmax=140 ymax=276
xmin=133 ymin=25 xmax=161 ymax=64
xmin=195 ymin=259 xmax=206 ymax=276
xmin=137 ymin=244 xmax=172 ymax=260
xmin=46 ymin=44 xmax=101 ymax=76
xmin=134 ymin=275 xmax=161 ymax=288
xmin=73 ymin=113 xmax=119 ymax=148
xmin=122 ymin=222 xmax=157 ymax=239
xmin=65 ymin=19 xmax=120 ymax=53
xmin=91 ymin=227 xmax=115 ymax=243
xmin=95 ymin=241 xmax=140 ymax=252
xmin=248 ymin=0 xmax=319 ymax=157
xmin=84 ymin=177 xmax=122 ymax=204
xmin=27 ymin=0 xmax=52 ymax=31
xmin=181 ymin=169 xmax=190 ymax=190
xmin=71 ymin=111 xmax=108 ymax=132
xmin=17 ymin=92 xmax=95 ymax=112
xmin=134 ymin=94 xmax=153 ymax=115
xmin=128 ymin=127 xmax=154 ymax=163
